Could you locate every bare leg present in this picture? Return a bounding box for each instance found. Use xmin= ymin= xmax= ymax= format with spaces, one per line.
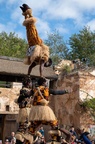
xmin=28 ymin=62 xmax=36 ymax=75
xmin=39 ymin=59 xmax=45 ymax=77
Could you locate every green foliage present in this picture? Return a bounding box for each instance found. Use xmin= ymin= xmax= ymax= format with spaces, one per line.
xmin=45 ymin=31 xmax=70 ymax=65
xmin=69 ymin=26 xmax=95 ymax=66
xmin=82 ymin=98 xmax=95 ymax=109
xmin=62 ymin=65 xmax=72 ymax=73
xmin=82 ymin=98 xmax=95 ymax=120
xmin=0 ymin=31 xmax=28 ymax=58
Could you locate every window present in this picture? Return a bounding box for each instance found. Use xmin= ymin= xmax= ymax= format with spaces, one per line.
xmin=6 ymin=105 xmax=10 ymax=111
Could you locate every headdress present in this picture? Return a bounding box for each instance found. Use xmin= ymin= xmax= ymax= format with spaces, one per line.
xmin=38 ymin=77 xmax=47 ymax=86
xmin=22 ymin=76 xmax=32 ymax=87
xmin=20 ymin=4 xmax=31 ymax=13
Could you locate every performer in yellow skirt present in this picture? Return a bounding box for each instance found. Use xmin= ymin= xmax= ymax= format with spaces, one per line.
xmin=28 ymin=77 xmax=68 ymax=143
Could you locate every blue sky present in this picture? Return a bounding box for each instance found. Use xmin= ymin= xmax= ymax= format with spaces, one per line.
xmin=1 ymin=0 xmax=95 ymax=43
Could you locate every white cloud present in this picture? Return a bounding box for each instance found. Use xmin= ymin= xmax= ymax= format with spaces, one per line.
xmin=11 ymin=7 xmax=24 ymax=25
xmin=0 ymin=22 xmax=16 ymax=34
xmin=36 ymin=18 xmax=51 ymax=39
xmin=55 ymin=24 xmax=69 ymax=35
xmin=74 ymin=0 xmax=95 ymax=10
xmin=15 ymin=31 xmax=25 ymax=38
xmin=86 ymin=19 xmax=95 ymax=31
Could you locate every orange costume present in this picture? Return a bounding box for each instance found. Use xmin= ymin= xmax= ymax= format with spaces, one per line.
xmin=29 ymin=85 xmax=58 ymax=133
xmin=26 ymin=23 xmax=43 ymax=47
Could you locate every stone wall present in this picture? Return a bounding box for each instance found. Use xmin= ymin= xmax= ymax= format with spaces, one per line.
xmin=0 ymin=87 xmax=20 ymax=113
xmin=49 ymin=71 xmax=95 ymax=130
xmin=0 ymin=83 xmax=21 ymax=141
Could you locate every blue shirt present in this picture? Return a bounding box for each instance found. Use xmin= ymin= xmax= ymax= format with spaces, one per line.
xmin=39 ymin=129 xmax=44 ymax=136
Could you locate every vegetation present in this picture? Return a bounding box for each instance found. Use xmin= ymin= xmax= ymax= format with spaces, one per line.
xmin=69 ymin=26 xmax=95 ymax=66
xmin=45 ymin=31 xmax=70 ymax=65
xmin=0 ymin=31 xmax=28 ymax=58
xmin=81 ymin=98 xmax=95 ymax=120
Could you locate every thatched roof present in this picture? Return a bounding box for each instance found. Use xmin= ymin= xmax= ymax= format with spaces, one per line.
xmin=0 ymin=56 xmax=57 ymax=82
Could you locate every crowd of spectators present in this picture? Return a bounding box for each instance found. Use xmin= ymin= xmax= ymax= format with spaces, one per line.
xmin=1 ymin=125 xmax=95 ymax=144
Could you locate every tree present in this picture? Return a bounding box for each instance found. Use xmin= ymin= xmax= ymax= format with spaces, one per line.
xmin=69 ymin=26 xmax=95 ymax=66
xmin=0 ymin=31 xmax=28 ymax=58
xmin=45 ymin=31 xmax=70 ymax=65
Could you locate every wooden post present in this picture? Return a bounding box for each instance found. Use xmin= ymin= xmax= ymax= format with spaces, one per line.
xmin=2 ymin=114 xmax=6 ymax=143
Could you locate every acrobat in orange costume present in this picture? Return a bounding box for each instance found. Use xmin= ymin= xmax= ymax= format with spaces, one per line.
xmin=20 ymin=4 xmax=52 ymax=77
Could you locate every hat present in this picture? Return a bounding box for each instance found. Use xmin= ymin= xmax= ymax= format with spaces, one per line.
xmin=20 ymin=4 xmax=31 ymax=13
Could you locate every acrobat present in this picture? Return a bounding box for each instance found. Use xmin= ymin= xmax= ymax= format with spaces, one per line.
xmin=20 ymin=4 xmax=52 ymax=77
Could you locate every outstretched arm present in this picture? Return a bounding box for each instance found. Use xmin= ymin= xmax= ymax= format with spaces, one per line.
xmin=49 ymin=89 xmax=69 ymax=95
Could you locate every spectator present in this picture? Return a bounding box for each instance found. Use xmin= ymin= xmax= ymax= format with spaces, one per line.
xmin=9 ymin=132 xmax=16 ymax=144
xmin=77 ymin=128 xmax=92 ymax=144
xmin=39 ymin=127 xmax=45 ymax=137
xmin=11 ymin=137 xmax=16 ymax=144
xmin=70 ymin=126 xmax=77 ymax=138
xmin=5 ymin=139 xmax=9 ymax=144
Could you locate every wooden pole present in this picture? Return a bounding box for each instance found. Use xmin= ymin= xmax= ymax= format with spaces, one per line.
xmin=2 ymin=114 xmax=6 ymax=143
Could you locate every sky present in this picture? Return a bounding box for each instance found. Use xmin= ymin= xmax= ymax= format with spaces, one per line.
xmin=0 ymin=0 xmax=95 ymax=43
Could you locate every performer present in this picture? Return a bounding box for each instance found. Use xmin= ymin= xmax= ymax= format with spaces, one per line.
xmin=20 ymin=4 xmax=52 ymax=77
xmin=15 ymin=77 xmax=33 ymax=144
xmin=15 ymin=77 xmax=42 ymax=144
xmin=28 ymin=77 xmax=69 ymax=143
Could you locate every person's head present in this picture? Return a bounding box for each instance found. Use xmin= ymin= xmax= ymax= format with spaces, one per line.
xmin=40 ymin=126 xmax=43 ymax=130
xmin=20 ymin=4 xmax=32 ymax=19
xmin=71 ymin=126 xmax=75 ymax=131
xmin=11 ymin=132 xmax=15 ymax=137
xmin=22 ymin=76 xmax=32 ymax=88
xmin=38 ymin=77 xmax=47 ymax=86
xmin=76 ymin=128 xmax=82 ymax=135
xmin=5 ymin=139 xmax=9 ymax=144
